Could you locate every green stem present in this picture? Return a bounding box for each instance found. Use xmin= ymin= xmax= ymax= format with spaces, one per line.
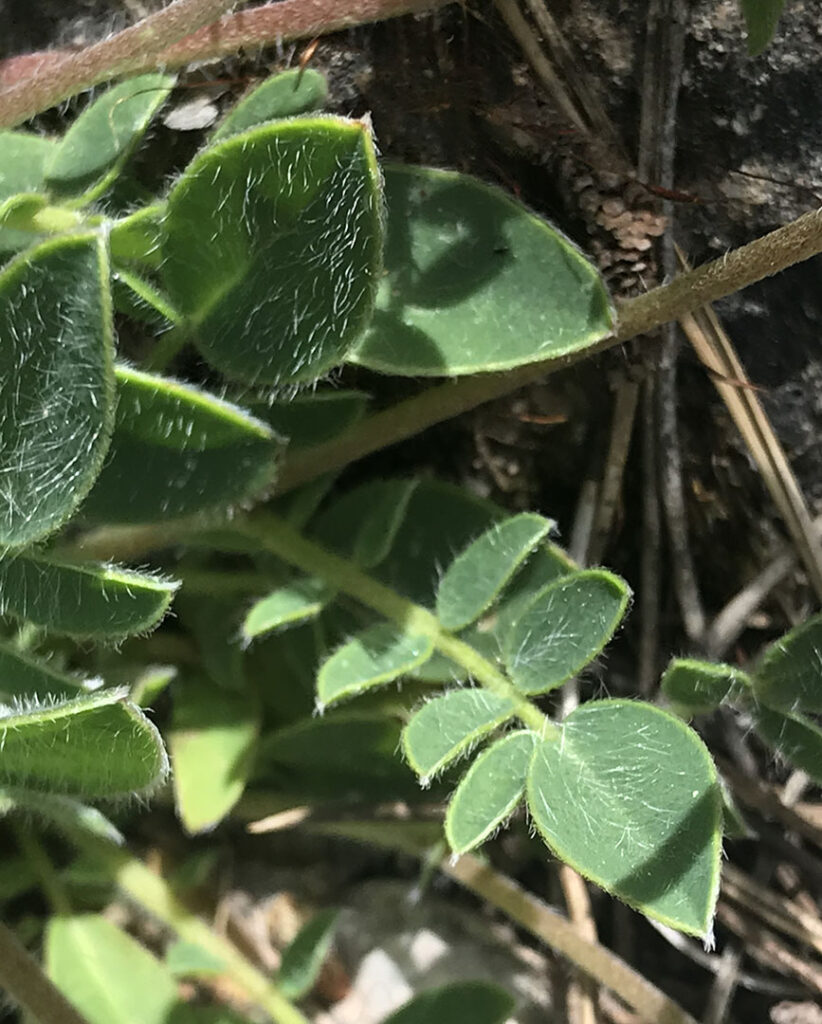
xmin=12 ymin=825 xmax=72 ymax=916
xmin=239 ymin=512 xmax=552 ymax=735
xmin=277 ymin=207 xmax=822 ymax=494
xmin=0 ymin=919 xmax=91 ymax=1024
xmin=65 ymin=827 xmax=311 ymax=1024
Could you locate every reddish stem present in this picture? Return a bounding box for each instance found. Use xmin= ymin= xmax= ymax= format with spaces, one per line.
xmin=0 ymin=0 xmax=454 ymax=128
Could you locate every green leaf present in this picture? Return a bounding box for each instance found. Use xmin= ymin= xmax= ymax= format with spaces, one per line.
xmin=0 ymin=689 xmax=168 ymax=796
xmin=165 ymin=940 xmax=226 ymax=977
xmin=212 ymin=69 xmax=329 ymax=139
xmin=253 ymin=390 xmax=369 ymax=449
xmin=278 ymin=908 xmax=339 ymax=1000
xmin=47 ymin=914 xmax=178 ymax=1024
xmin=527 ymin=699 xmax=722 ymax=937
xmin=257 ymin=711 xmax=419 ymax=800
xmin=660 ymin=658 xmax=751 ymax=715
xmin=0 ymin=552 xmax=178 ymax=639
xmin=436 ymin=513 xmax=554 ymax=631
xmin=109 ymin=203 xmax=164 ymax=269
xmin=754 ymin=706 xmax=822 ymax=784
xmin=740 ymin=0 xmax=785 ymax=55
xmin=0 ymin=233 xmax=114 ymax=547
xmin=112 ymin=267 xmax=180 ymax=327
xmin=317 ymin=624 xmax=434 ymax=708
xmin=504 ymin=570 xmax=630 ymax=695
xmin=1 ymin=789 xmax=124 ymax=844
xmin=170 ymin=676 xmax=260 ymax=833
xmin=45 ymin=73 xmax=175 ymax=201
xmin=445 ymin=729 xmax=535 ymax=854
xmin=0 ymin=641 xmax=85 ymax=700
xmin=81 ymin=365 xmax=281 ymax=524
xmin=349 ymin=164 xmax=614 ymax=376
xmin=162 ymin=117 xmax=383 ymax=385
xmin=381 ymin=982 xmax=515 ymax=1024
xmin=0 ymin=130 xmax=56 ymax=256
xmin=353 ymin=478 xmax=419 ymax=568
xmin=241 ymin=576 xmax=330 ymax=642
xmin=752 ymin=614 xmax=822 ymax=712
xmin=0 ymin=854 xmax=37 ymax=904
xmin=402 ymin=690 xmax=517 ymax=781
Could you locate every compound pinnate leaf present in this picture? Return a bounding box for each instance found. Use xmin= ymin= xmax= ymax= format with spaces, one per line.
xmin=278 ymin=908 xmax=340 ymax=1000
xmin=741 ymin=0 xmax=785 ymax=55
xmin=445 ymin=729 xmax=535 ymax=855
xmin=0 ymin=233 xmax=114 ymax=548
xmin=527 ymin=700 xmax=722 ymax=936
xmin=0 ymin=130 xmax=57 ymax=256
xmin=752 ymin=614 xmax=822 ymax=713
xmin=402 ymin=689 xmax=517 ymax=780
xmin=754 ymin=706 xmax=822 ymax=784
xmin=349 ymin=164 xmax=614 ymax=376
xmin=0 ymin=689 xmax=168 ymax=797
xmin=382 ymin=982 xmax=514 ymax=1024
xmin=45 ymin=73 xmax=175 ymax=201
xmin=317 ymin=624 xmax=433 ymax=708
xmin=212 ymin=68 xmax=329 ymax=140
xmin=0 ymin=551 xmax=178 ymax=640
xmin=242 ymin=576 xmax=330 ymax=642
xmin=170 ymin=677 xmax=260 ymax=833
xmin=47 ymin=914 xmax=177 ymax=1024
xmin=81 ymin=365 xmax=281 ymax=524
xmin=504 ymin=570 xmax=630 ymax=695
xmin=162 ymin=117 xmax=383 ymax=386
xmin=661 ymin=658 xmax=751 ymax=715
xmin=436 ymin=513 xmax=554 ymax=631
xmin=0 ymin=641 xmax=85 ymax=701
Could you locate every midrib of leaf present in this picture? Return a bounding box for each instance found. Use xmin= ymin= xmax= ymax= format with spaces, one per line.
xmin=239 ymin=512 xmax=554 ymax=736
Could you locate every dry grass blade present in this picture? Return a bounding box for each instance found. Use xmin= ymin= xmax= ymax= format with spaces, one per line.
xmin=722 ymin=863 xmax=822 ymax=954
xmin=675 ymin=246 xmax=822 ymax=602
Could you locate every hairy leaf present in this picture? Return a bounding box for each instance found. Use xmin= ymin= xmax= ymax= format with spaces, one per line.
xmin=212 ymin=68 xmax=328 ymax=139
xmin=752 ymin=614 xmax=822 ymax=713
xmin=382 ymin=982 xmax=514 ymax=1024
xmin=170 ymin=676 xmax=260 ymax=833
xmin=0 ymin=551 xmax=177 ymax=639
xmin=242 ymin=576 xmax=330 ymax=642
xmin=445 ymin=729 xmax=535 ymax=854
xmin=317 ymin=624 xmax=433 ymax=707
xmin=0 ymin=689 xmax=168 ymax=796
xmin=81 ymin=365 xmax=281 ymax=524
xmin=0 ymin=233 xmax=114 ymax=547
xmin=661 ymin=658 xmax=751 ymax=715
xmin=527 ymin=700 xmax=722 ymax=936
xmin=350 ymin=164 xmax=613 ymax=375
xmin=47 ymin=914 xmax=177 ymax=1024
xmin=279 ymin=908 xmax=340 ymax=1000
xmin=45 ymin=73 xmax=175 ymax=201
xmin=754 ymin=706 xmax=822 ymax=784
xmin=162 ymin=117 xmax=383 ymax=385
xmin=0 ymin=641 xmax=85 ymax=700
xmin=504 ymin=570 xmax=630 ymax=695
xmin=436 ymin=513 xmax=553 ymax=631
xmin=402 ymin=690 xmax=517 ymax=780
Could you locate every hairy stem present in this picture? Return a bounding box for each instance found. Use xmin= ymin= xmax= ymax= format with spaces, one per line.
xmin=239 ymin=512 xmax=551 ymax=734
xmin=0 ymin=0 xmax=454 ymax=128
xmin=278 ymin=206 xmax=822 ymax=493
xmin=0 ymin=920 xmax=91 ymax=1024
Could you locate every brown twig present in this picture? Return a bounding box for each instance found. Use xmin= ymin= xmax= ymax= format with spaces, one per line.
xmin=0 ymin=0 xmax=455 ymax=128
xmin=0 ymin=920 xmax=91 ymax=1024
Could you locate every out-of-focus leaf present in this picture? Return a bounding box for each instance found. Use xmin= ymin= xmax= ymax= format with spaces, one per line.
xmin=0 ymin=641 xmax=85 ymax=700
xmin=241 ymin=577 xmax=330 ymax=642
xmin=752 ymin=614 xmax=822 ymax=713
xmin=0 ymin=130 xmax=56 ymax=256
xmin=381 ymin=982 xmax=514 ymax=1024
xmin=754 ymin=705 xmax=822 ymax=784
xmin=212 ymin=69 xmax=328 ymax=139
xmin=740 ymin=0 xmax=785 ymax=56
xmin=278 ymin=908 xmax=340 ymax=1000
xmin=253 ymin=390 xmax=369 ymax=449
